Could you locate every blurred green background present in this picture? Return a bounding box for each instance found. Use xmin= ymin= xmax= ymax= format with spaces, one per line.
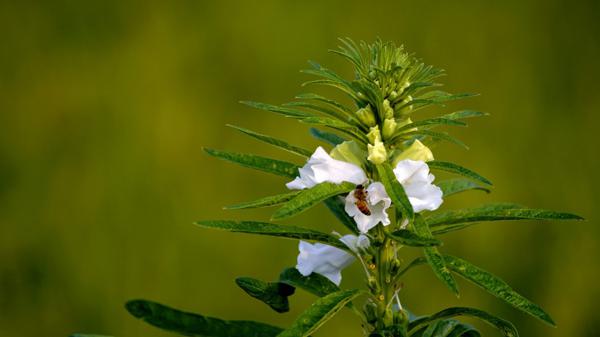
xmin=1 ymin=1 xmax=598 ymax=336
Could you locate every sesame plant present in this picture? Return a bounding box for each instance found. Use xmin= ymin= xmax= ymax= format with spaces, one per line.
xmin=75 ymin=39 xmax=582 ymax=337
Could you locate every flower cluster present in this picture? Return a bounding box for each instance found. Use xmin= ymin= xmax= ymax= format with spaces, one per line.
xmin=289 ymin=144 xmax=443 ymax=285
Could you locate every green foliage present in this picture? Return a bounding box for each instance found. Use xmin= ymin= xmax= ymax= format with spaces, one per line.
xmin=387 ymin=229 xmax=442 ymax=247
xmin=427 ymin=161 xmax=493 ymax=185
xmin=227 ymin=125 xmax=312 ymax=157
xmin=225 ymin=191 xmax=301 ymax=210
xmin=276 ymin=289 xmax=361 ymax=337
xmin=271 ymin=182 xmax=355 ymax=220
xmin=443 ymin=255 xmax=555 ymax=326
xmin=203 ymin=148 xmax=299 ymax=178
xmin=279 ymin=267 xmax=341 ymax=298
xmin=437 ymin=179 xmax=490 ymax=197
xmin=125 ymin=300 xmax=284 ymax=337
xmin=427 ymin=207 xmax=583 ymax=227
xmin=194 ymin=220 xmax=350 ymax=251
xmin=376 ymin=163 xmax=414 ymax=220
xmin=235 ymin=277 xmax=295 ymax=313
xmin=414 ymin=216 xmax=459 ymax=296
xmin=309 ymin=127 xmax=346 ymax=146
xmin=409 ymin=320 xmax=480 ymax=337
xmin=409 ymin=307 xmax=518 ymax=337
xmin=323 ymin=196 xmax=360 ymax=234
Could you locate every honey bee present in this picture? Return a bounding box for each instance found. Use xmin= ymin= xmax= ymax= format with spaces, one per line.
xmin=354 ymin=184 xmax=371 ymax=215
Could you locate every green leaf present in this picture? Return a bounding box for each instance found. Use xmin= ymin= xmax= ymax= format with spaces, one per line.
xmin=409 ymin=307 xmax=518 ymax=337
xmin=410 ymin=319 xmax=480 ymax=337
xmin=387 ymin=229 xmax=442 ymax=247
xmin=443 ymin=255 xmax=555 ymax=326
xmin=309 ymin=128 xmax=346 ymax=146
xmin=323 ymin=196 xmax=359 ymax=234
xmin=295 ymin=93 xmax=353 ymax=114
xmin=225 ymin=191 xmax=301 ymax=210
xmin=437 ymin=179 xmax=490 ymax=197
xmin=426 ymin=207 xmax=584 ymax=227
xmin=195 ymin=220 xmax=349 ymax=251
xmin=240 ymin=101 xmax=315 ymax=119
xmin=70 ymin=335 xmax=113 ymax=337
xmin=442 ymin=110 xmax=489 ymax=120
xmin=376 ymin=163 xmax=414 ymax=220
xmin=394 ymin=118 xmax=467 ymax=134
xmin=227 ymin=125 xmax=312 ymax=157
xmin=279 ymin=267 xmax=340 ymax=297
xmin=300 ymin=116 xmax=367 ymax=143
xmin=284 ymin=101 xmax=358 ymax=126
xmin=428 ymin=204 xmax=523 ymax=235
xmin=235 ymin=277 xmax=295 ymax=313
xmin=399 ymin=130 xmax=469 ymax=150
xmin=276 ymin=289 xmax=361 ymax=337
xmin=203 ymin=148 xmax=299 ymax=178
xmin=430 ymin=223 xmax=476 ymax=236
xmin=427 ymin=161 xmax=492 ymax=185
xmin=125 ymin=299 xmax=283 ymax=337
xmin=397 ymin=257 xmax=428 ymax=278
xmin=414 ymin=216 xmax=459 ymax=296
xmin=271 ymin=182 xmax=356 ymax=220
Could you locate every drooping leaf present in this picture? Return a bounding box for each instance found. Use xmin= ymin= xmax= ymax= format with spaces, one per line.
xmin=279 ymin=267 xmax=340 ymax=298
xmin=376 ymin=163 xmax=414 ymax=220
xmin=271 ymin=182 xmax=356 ymax=220
xmin=427 ymin=161 xmax=492 ymax=185
xmin=227 ymin=125 xmax=312 ymax=157
xmin=409 ymin=307 xmax=518 ymax=337
xmin=204 ymin=148 xmax=299 ymax=178
xmin=410 ymin=319 xmax=480 ymax=337
xmin=240 ymin=101 xmax=315 ymax=119
xmin=437 ymin=179 xmax=490 ymax=197
xmin=276 ymin=289 xmax=361 ymax=337
xmin=235 ymin=277 xmax=295 ymax=313
xmin=309 ymin=127 xmax=347 ymax=146
xmin=125 ymin=299 xmax=283 ymax=337
xmin=225 ymin=191 xmax=301 ymax=210
xmin=426 ymin=207 xmax=583 ymax=227
xmin=323 ymin=196 xmax=359 ymax=234
xmin=195 ymin=220 xmax=349 ymax=251
xmin=387 ymin=229 xmax=442 ymax=247
xmin=443 ymin=255 xmax=555 ymax=326
xmin=413 ymin=216 xmax=459 ymax=295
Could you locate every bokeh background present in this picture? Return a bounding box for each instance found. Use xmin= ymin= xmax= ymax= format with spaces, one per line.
xmin=1 ymin=1 xmax=598 ymax=336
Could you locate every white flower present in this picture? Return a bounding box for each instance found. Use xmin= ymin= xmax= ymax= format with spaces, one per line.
xmin=286 ymin=146 xmax=367 ymax=190
xmin=393 ymin=159 xmax=443 ymax=212
xmin=344 ymin=182 xmax=392 ymax=233
xmin=296 ymin=234 xmax=369 ymax=285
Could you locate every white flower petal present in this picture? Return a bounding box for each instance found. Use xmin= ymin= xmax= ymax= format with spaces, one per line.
xmin=339 ymin=234 xmax=371 ymax=253
xmin=296 ymin=237 xmax=356 ymax=286
xmin=344 ymin=183 xmax=392 ymax=233
xmin=393 ymin=159 xmax=443 ymax=212
xmin=286 ymin=147 xmax=367 ymax=190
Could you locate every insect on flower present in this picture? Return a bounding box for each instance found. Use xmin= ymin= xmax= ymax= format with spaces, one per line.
xmin=354 ymin=184 xmax=371 ymax=216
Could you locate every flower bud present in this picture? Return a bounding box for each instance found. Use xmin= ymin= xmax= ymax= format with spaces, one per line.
xmin=391 ymin=139 xmax=434 ymax=166
xmin=389 ymin=90 xmax=398 ymax=100
xmin=382 ymin=99 xmax=394 ymax=119
xmin=367 ymin=276 xmax=380 ymax=293
xmin=368 ymin=140 xmax=387 ymax=165
xmin=363 ymin=300 xmax=378 ymax=324
xmin=356 ymin=105 xmax=376 ymax=127
xmin=382 ymin=118 xmax=397 ymax=140
xmin=330 ymin=141 xmax=367 ymax=168
xmin=367 ymin=126 xmax=382 ymax=144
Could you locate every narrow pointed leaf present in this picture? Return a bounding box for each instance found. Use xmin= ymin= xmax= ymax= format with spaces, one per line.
xmin=376 ymin=163 xmax=414 ymax=220
xmin=241 ymin=101 xmax=315 ymax=119
xmin=414 ymin=216 xmax=459 ymax=295
xmin=444 ymin=255 xmax=555 ymax=326
xmin=409 ymin=307 xmax=518 ymax=337
xmin=427 ymin=161 xmax=492 ymax=185
xmin=227 ymin=125 xmax=312 ymax=157
xmin=442 ymin=110 xmax=489 ymax=120
xmin=225 ymin=191 xmax=301 ymax=210
xmin=295 ymin=93 xmax=353 ymax=114
xmin=397 ymin=257 xmax=428 ymax=278
xmin=279 ymin=267 xmax=340 ymax=297
xmin=399 ymin=130 xmax=469 ymax=150
xmin=276 ymin=289 xmax=361 ymax=337
xmin=388 ymin=229 xmax=442 ymax=247
xmin=431 ymin=223 xmax=476 ymax=235
xmin=410 ymin=319 xmax=480 ymax=337
xmin=235 ymin=277 xmax=295 ymax=313
xmin=426 ymin=207 xmax=583 ymax=227
xmin=437 ymin=179 xmax=490 ymax=197
xmin=394 ymin=118 xmax=466 ymax=133
xmin=125 ymin=299 xmax=283 ymax=337
xmin=309 ymin=128 xmax=346 ymax=146
xmin=300 ymin=116 xmax=367 ymax=143
xmin=195 ymin=220 xmax=349 ymax=251
xmin=204 ymin=148 xmax=299 ymax=178
xmin=272 ymin=182 xmax=355 ymax=220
